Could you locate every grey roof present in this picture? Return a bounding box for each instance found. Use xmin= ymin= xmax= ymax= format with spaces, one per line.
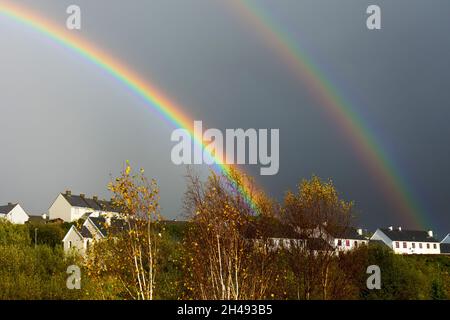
xmin=328 ymin=227 xmax=366 ymax=240
xmin=441 ymin=233 xmax=450 ymax=243
xmin=440 ymin=243 xmax=450 ymax=254
xmin=0 ymin=203 xmax=17 ymax=214
xmin=62 ymin=193 xmax=116 ymax=212
xmin=380 ymin=228 xmax=438 ymax=243
xmin=88 ymin=216 xmax=129 ymax=237
xmin=88 ymin=217 xmax=107 ymax=236
xmin=80 ymin=225 xmax=93 ymax=238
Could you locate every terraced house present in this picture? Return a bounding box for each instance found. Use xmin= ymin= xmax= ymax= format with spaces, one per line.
xmin=371 ymin=227 xmax=441 ymax=254
xmin=48 ymin=190 xmax=118 ymax=222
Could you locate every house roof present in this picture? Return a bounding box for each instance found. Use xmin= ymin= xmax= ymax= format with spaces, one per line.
xmin=327 ymin=227 xmax=365 ymax=240
xmin=0 ymin=203 xmax=17 ymax=214
xmin=441 ymin=233 xmax=450 ymax=243
xmin=80 ymin=225 xmax=93 ymax=238
xmin=87 ymin=216 xmax=129 ymax=237
xmin=440 ymin=243 xmax=450 ymax=254
xmin=243 ymin=217 xmax=299 ymax=239
xmin=88 ymin=217 xmax=107 ymax=236
xmin=379 ymin=228 xmax=438 ymax=243
xmin=62 ymin=192 xmax=116 ymax=212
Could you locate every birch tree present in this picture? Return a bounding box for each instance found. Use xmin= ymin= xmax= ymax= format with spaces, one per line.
xmin=183 ymin=168 xmax=276 ymax=300
xmin=86 ymin=163 xmax=161 ymax=300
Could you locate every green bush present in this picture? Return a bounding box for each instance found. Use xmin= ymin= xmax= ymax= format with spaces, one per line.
xmin=0 ymin=244 xmax=87 ymax=299
xmin=28 ymin=222 xmax=67 ymax=248
xmin=0 ymin=221 xmax=31 ymax=246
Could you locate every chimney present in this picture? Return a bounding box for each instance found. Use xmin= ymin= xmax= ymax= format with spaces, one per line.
xmin=93 ymin=196 xmax=98 ymax=201
xmin=65 ymin=190 xmax=71 ymax=196
xmin=398 ymin=226 xmax=402 ymax=231
xmin=8 ymin=202 xmax=13 ymax=206
xmin=428 ymin=230 xmax=433 ymax=238
xmin=357 ymin=228 xmax=363 ymax=236
xmin=80 ymin=193 xmax=85 ymax=198
xmin=388 ymin=226 xmax=393 ymax=231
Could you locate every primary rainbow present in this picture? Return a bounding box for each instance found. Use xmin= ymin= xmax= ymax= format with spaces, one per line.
xmin=228 ymin=0 xmax=428 ymax=228
xmin=0 ymin=2 xmax=259 ymax=211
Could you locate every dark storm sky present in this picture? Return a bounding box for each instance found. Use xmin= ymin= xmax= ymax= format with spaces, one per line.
xmin=0 ymin=0 xmax=449 ymax=237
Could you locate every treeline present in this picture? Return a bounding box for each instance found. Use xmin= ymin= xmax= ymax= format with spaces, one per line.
xmin=0 ymin=165 xmax=448 ymax=300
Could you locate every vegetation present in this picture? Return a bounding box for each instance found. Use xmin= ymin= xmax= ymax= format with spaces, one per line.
xmin=0 ymin=220 xmax=90 ymax=299
xmin=0 ymin=166 xmax=448 ymax=300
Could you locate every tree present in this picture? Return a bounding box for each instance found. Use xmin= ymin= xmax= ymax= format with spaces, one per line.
xmin=281 ymin=175 xmax=354 ymax=299
xmin=86 ymin=163 xmax=161 ymax=300
xmin=28 ymin=222 xmax=66 ymax=248
xmin=183 ymin=168 xmax=277 ymax=300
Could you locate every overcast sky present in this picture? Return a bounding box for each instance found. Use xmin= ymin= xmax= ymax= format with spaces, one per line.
xmin=1 ymin=0 xmax=449 ymax=236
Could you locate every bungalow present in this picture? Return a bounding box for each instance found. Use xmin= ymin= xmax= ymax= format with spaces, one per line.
xmin=371 ymin=226 xmax=440 ymax=254
xmin=0 ymin=203 xmax=29 ymax=224
xmin=48 ymin=190 xmax=118 ymax=222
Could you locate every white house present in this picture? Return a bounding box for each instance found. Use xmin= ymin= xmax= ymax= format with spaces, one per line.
xmin=62 ymin=213 xmax=131 ymax=255
xmin=49 ymin=190 xmax=118 ymax=222
xmin=246 ymin=221 xmax=368 ymax=253
xmin=331 ymin=228 xmax=369 ymax=252
xmin=371 ymin=226 xmax=440 ymax=255
xmin=294 ymin=226 xmax=368 ymax=253
xmin=0 ymin=203 xmax=29 ymax=224
xmin=62 ymin=215 xmax=108 ymax=254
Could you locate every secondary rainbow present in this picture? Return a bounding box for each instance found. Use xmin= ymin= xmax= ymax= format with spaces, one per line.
xmin=228 ymin=0 xmax=428 ymax=228
xmin=0 ymin=2 xmax=258 ymax=210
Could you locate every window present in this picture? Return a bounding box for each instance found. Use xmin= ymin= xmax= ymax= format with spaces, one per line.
xmin=395 ymin=242 xmax=400 ymax=248
xmin=403 ymin=242 xmax=407 ymax=248
xmin=427 ymin=243 xmax=430 ymax=249
xmin=354 ymin=241 xmax=358 ymax=248
xmin=433 ymin=244 xmax=437 ymax=249
xmin=412 ymin=243 xmax=416 ymax=249
xmin=337 ymin=239 xmax=342 ymax=246
xmin=346 ymin=240 xmax=350 ymax=247
xmin=419 ymin=243 xmax=423 ymax=249
xmin=68 ymin=240 xmax=72 ymax=248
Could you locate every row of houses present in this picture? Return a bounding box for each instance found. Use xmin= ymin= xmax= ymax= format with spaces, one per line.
xmin=0 ymin=190 xmax=118 ymax=225
xmin=261 ymin=223 xmax=449 ymax=255
xmin=1 ymin=190 xmax=450 ymax=256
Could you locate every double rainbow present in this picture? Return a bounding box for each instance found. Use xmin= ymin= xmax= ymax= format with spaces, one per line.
xmin=0 ymin=1 xmax=429 ymax=227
